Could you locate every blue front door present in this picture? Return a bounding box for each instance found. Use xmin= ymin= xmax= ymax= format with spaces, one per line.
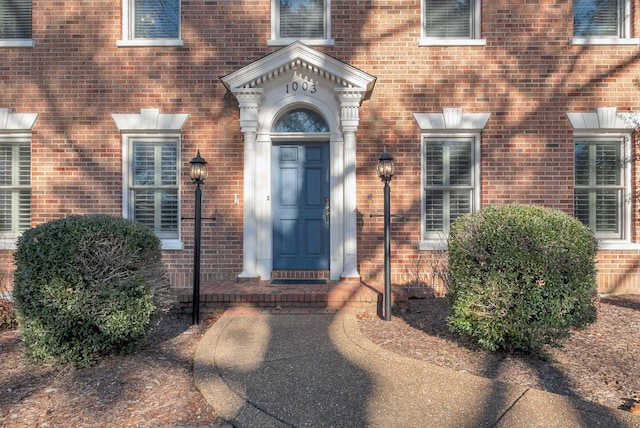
xmin=272 ymin=142 xmax=330 ymax=270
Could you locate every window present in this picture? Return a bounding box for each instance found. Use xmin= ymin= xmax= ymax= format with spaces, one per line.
xmin=270 ymin=0 xmax=333 ymax=46
xmin=567 ymin=107 xmax=639 ymax=247
xmin=423 ymin=136 xmax=479 ymax=241
xmin=274 ymin=108 xmax=329 ymax=133
xmin=574 ymin=136 xmax=628 ymax=240
xmin=0 ymin=137 xmax=30 ymax=235
xmin=0 ymin=0 xmax=33 ymax=47
xmin=112 ymin=109 xmax=188 ymax=248
xmin=573 ymin=0 xmax=637 ymax=44
xmin=421 ymin=0 xmax=484 ymax=45
xmin=413 ymin=108 xmax=489 ymax=249
xmin=126 ymin=137 xmax=179 ymax=240
xmin=118 ymin=0 xmax=182 ymax=47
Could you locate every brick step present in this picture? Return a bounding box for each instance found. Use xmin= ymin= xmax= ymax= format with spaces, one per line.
xmin=176 ymin=279 xmax=389 ymax=315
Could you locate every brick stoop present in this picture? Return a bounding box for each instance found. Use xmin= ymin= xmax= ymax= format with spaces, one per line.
xmin=176 ymin=279 xmax=402 ymax=316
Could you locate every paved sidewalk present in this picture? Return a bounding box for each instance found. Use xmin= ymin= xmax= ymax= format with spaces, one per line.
xmin=194 ymin=309 xmax=640 ymax=428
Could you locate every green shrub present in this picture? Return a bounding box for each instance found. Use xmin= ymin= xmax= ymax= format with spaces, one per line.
xmin=446 ymin=204 xmax=598 ymax=352
xmin=13 ymin=214 xmax=172 ymax=366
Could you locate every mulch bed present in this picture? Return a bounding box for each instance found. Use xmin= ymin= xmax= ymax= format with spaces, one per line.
xmin=358 ymin=294 xmax=640 ymax=413
xmin=1 ymin=295 xmax=639 ymax=426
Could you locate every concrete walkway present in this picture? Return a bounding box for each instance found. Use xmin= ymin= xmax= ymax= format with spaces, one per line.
xmin=194 ymin=309 xmax=640 ymax=428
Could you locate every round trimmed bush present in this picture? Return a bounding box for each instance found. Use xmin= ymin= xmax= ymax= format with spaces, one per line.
xmin=13 ymin=214 xmax=172 ymax=366
xmin=446 ymin=204 xmax=598 ymax=352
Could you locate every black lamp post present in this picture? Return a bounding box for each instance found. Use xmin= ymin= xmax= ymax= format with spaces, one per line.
xmin=189 ymin=150 xmax=208 ymax=325
xmin=376 ymin=148 xmax=395 ymax=321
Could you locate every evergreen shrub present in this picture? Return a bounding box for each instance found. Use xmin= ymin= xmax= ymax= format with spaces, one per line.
xmin=13 ymin=214 xmax=172 ymax=366
xmin=447 ymin=204 xmax=598 ymax=352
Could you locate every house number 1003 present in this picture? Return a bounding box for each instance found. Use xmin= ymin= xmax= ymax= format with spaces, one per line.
xmin=286 ymin=81 xmax=317 ymax=94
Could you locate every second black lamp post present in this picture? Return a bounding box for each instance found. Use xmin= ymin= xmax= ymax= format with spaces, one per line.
xmin=376 ymin=149 xmax=395 ymax=321
xmin=189 ymin=151 xmax=208 ymax=325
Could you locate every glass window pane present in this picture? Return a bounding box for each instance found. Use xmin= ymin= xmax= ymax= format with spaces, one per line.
xmin=574 ymin=0 xmax=618 ymax=37
xmin=425 ymin=189 xmax=444 ymax=232
xmin=280 ymin=0 xmax=324 ymax=38
xmin=130 ymin=139 xmax=178 ymax=239
xmin=275 ymin=108 xmax=329 ymax=132
xmin=425 ymin=0 xmax=471 ymax=38
xmin=595 ymin=189 xmax=620 ymax=233
xmin=449 ymin=141 xmax=472 ymax=185
xmin=0 ymin=0 xmax=32 ymax=39
xmin=425 ymin=142 xmax=444 ymax=186
xmin=134 ymin=0 xmax=179 ymax=39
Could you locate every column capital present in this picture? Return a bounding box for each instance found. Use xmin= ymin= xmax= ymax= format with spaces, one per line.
xmin=336 ymin=89 xmax=365 ymax=133
xmin=234 ymin=88 xmax=263 ymax=134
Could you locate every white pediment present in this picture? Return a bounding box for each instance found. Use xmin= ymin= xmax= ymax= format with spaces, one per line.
xmin=221 ymin=41 xmax=376 ymax=100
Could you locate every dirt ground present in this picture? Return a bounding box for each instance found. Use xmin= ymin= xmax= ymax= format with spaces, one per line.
xmin=1 ymin=295 xmax=639 ymax=427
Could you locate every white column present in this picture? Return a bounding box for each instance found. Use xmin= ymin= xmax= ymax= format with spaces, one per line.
xmin=337 ymin=89 xmax=365 ymax=279
xmin=235 ymin=89 xmax=263 ymax=280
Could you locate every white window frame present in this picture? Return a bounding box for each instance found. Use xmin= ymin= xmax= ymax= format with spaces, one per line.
xmin=573 ymin=132 xmax=633 ymax=246
xmin=420 ymin=0 xmax=485 ymax=46
xmin=567 ymin=108 xmax=640 ymax=249
xmin=122 ymin=134 xmax=182 ymax=247
xmin=0 ymin=109 xmax=37 ymax=249
xmin=112 ymin=109 xmax=188 ymax=249
xmin=268 ymin=0 xmax=334 ymax=46
xmin=0 ymin=0 xmax=34 ymax=47
xmin=0 ymin=135 xmax=31 ymax=242
xmin=572 ymin=0 xmax=639 ymax=45
xmin=117 ymin=0 xmax=183 ymax=47
xmin=420 ymin=132 xmax=481 ymax=249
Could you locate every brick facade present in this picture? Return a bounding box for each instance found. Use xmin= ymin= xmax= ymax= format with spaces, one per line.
xmin=2 ymin=0 xmax=640 ymax=295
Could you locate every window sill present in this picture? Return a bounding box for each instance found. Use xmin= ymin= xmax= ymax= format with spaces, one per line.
xmin=418 ymin=240 xmax=448 ymax=251
xmin=267 ymin=38 xmax=335 ymax=47
xmin=419 ymin=38 xmax=486 ymax=46
xmin=0 ymin=237 xmax=18 ymax=250
xmin=571 ymin=37 xmax=639 ymax=46
xmin=0 ymin=40 xmax=34 ymax=48
xmin=161 ymin=239 xmax=184 ymax=250
xmin=597 ymin=240 xmax=640 ymax=251
xmin=117 ymin=39 xmax=184 ymax=47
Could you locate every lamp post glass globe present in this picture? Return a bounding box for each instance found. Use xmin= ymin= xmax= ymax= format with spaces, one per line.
xmin=377 ymin=150 xmax=395 ymax=182
xmin=189 ymin=150 xmax=208 ymax=184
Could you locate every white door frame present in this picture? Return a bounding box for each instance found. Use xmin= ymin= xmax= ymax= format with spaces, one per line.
xmin=221 ymin=42 xmax=376 ymax=281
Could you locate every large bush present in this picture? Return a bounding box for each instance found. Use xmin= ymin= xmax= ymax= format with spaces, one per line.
xmin=447 ymin=204 xmax=598 ymax=352
xmin=13 ymin=214 xmax=172 ymax=366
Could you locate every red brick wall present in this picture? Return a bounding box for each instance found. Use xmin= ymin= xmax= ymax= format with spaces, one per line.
xmin=1 ymin=1 xmax=639 ymax=294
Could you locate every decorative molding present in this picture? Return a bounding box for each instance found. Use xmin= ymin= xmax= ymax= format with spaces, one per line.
xmin=0 ymin=108 xmax=39 ymax=131
xmin=221 ymin=41 xmax=376 ymax=101
xmin=413 ymin=108 xmax=490 ymax=130
xmin=567 ymin=107 xmax=639 ymax=130
xmin=111 ymin=109 xmax=189 ymax=131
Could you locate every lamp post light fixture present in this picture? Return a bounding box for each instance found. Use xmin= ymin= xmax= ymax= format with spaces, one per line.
xmin=377 ymin=148 xmax=395 ymax=321
xmin=189 ymin=150 xmax=208 ymax=325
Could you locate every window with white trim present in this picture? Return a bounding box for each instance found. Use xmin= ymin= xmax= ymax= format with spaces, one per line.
xmin=270 ymin=0 xmax=332 ymax=46
xmin=0 ymin=0 xmax=33 ymax=47
xmin=413 ymin=108 xmax=489 ymax=249
xmin=125 ymin=136 xmax=179 ymax=240
xmin=567 ymin=108 xmax=639 ymax=247
xmin=421 ymin=0 xmax=484 ymax=46
xmin=573 ymin=0 xmax=637 ymax=44
xmin=423 ymin=135 xmax=480 ymax=241
xmin=112 ymin=109 xmax=188 ymax=249
xmin=118 ymin=0 xmax=182 ymax=47
xmin=574 ymin=135 xmax=629 ymax=240
xmin=0 ymin=136 xmax=30 ymax=235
